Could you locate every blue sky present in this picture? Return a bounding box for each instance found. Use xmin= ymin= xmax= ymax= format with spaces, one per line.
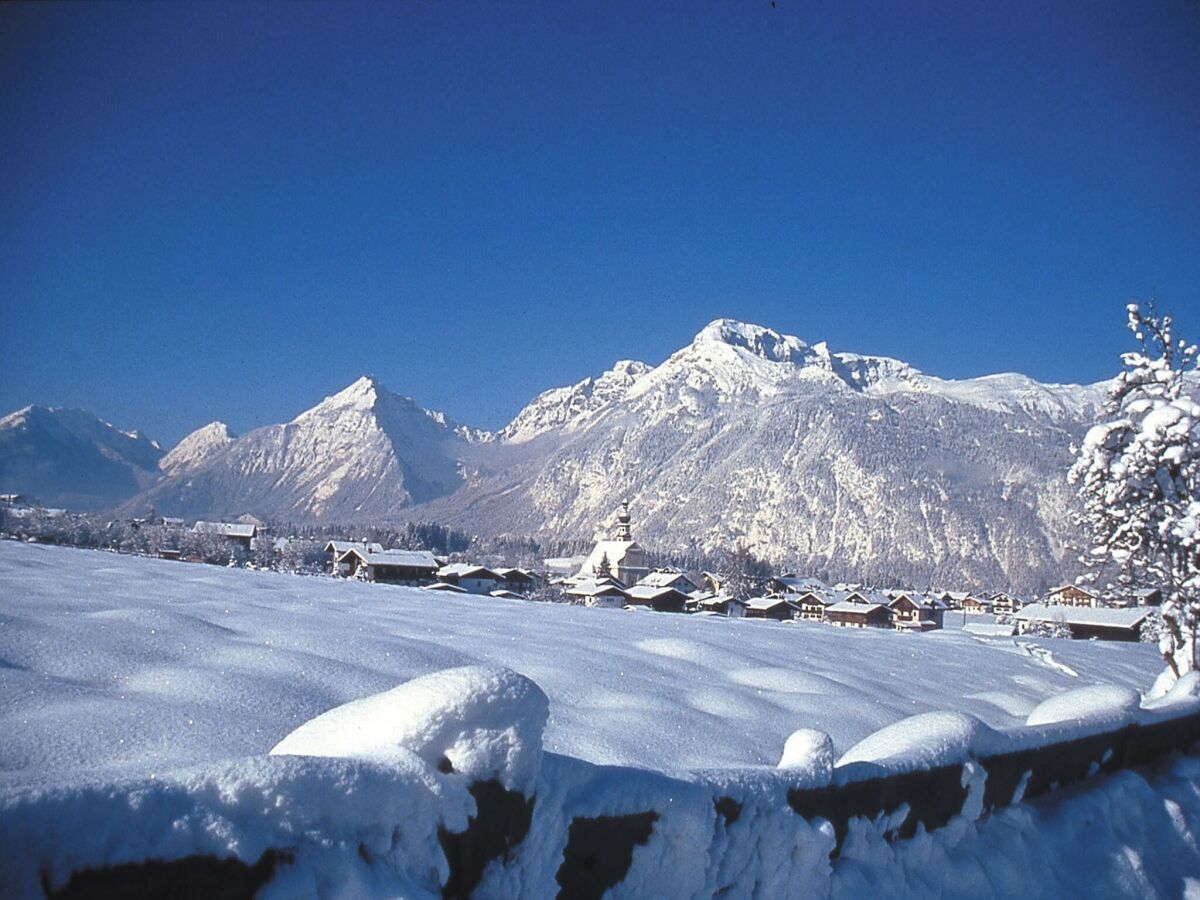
xmin=1 ymin=1 xmax=1197 ymax=445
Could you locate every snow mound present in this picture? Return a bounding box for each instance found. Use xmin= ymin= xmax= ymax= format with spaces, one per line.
xmin=1025 ymin=685 xmax=1141 ymax=729
xmin=1144 ymin=671 xmax=1200 ymax=710
xmin=777 ymin=729 xmax=835 ymax=782
xmin=836 ymin=712 xmax=991 ymax=773
xmin=270 ymin=666 xmax=549 ymax=792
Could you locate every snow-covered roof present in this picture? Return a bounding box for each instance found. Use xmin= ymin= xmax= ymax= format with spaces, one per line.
xmin=422 ymin=581 xmax=467 ymax=593
xmin=793 ymin=590 xmax=837 ymax=606
xmin=637 ymin=570 xmax=698 ymax=590
xmin=625 ymin=585 xmax=687 ymax=601
xmin=340 ymin=548 xmax=439 ymax=569
xmin=773 ymin=575 xmax=830 ymax=594
xmin=565 ymin=579 xmax=628 ymax=598
xmin=963 ymin=622 xmax=1017 ymax=637
xmin=745 ymin=596 xmax=795 ymax=611
xmin=1014 ymin=604 xmax=1151 ymax=628
xmin=579 ymin=540 xmax=643 ymax=576
xmin=827 ymin=600 xmax=886 ymax=614
xmin=437 ymin=563 xmax=501 ymax=580
xmin=193 ymin=521 xmax=257 ymax=538
xmin=488 ymin=589 xmax=526 ymax=599
xmin=325 ymin=540 xmax=384 ymax=555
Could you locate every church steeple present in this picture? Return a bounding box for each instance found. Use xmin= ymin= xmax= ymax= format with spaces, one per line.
xmin=614 ymin=501 xmax=632 ymax=541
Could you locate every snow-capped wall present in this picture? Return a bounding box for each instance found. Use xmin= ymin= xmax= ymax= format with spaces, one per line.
xmin=7 ymin=666 xmax=1200 ymax=900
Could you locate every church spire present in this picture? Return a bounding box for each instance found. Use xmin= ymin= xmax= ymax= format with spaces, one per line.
xmin=614 ymin=501 xmax=632 ymax=541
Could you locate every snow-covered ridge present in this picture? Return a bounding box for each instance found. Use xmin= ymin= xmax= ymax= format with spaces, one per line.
xmin=159 ymin=421 xmax=236 ymax=475
xmin=499 ymin=360 xmax=652 ymax=443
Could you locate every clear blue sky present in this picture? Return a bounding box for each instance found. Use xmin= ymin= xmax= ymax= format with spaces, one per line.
xmin=1 ymin=1 xmax=1197 ymax=446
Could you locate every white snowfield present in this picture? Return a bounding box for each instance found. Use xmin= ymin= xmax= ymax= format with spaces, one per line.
xmin=3 ymin=541 xmax=1200 ymax=898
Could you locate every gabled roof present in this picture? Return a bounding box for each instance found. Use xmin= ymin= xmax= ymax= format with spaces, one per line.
xmin=488 ymin=589 xmax=526 ymax=599
xmin=827 ymin=600 xmax=887 ymax=614
xmin=340 ymin=548 xmax=439 ymax=569
xmin=494 ymin=567 xmax=536 ymax=581
xmin=437 ymin=563 xmax=502 ymax=580
xmin=745 ymin=595 xmax=796 ymax=611
xmin=422 ymin=581 xmax=467 ymax=593
xmin=1014 ymin=604 xmax=1150 ymax=628
xmin=793 ymin=590 xmax=837 ymax=607
xmin=625 ymin=585 xmax=689 ymax=602
xmin=580 ymin=540 xmax=644 ymax=577
xmin=325 ymin=540 xmax=384 ymax=555
xmin=193 ymin=521 xmax=257 ymax=538
xmin=773 ymin=575 xmax=831 ymax=594
xmin=638 ymin=570 xmax=699 ymax=590
xmin=565 ymin=579 xmax=629 ymax=598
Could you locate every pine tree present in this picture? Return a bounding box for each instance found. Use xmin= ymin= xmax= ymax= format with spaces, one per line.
xmin=1069 ymin=302 xmax=1200 ymax=677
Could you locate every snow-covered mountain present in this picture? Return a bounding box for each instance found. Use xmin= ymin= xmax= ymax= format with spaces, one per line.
xmin=2 ymin=320 xmax=1112 ymax=590
xmin=132 ymin=376 xmax=471 ymax=521
xmin=0 ymin=406 xmax=164 ymax=509
xmin=415 ymin=320 xmax=1108 ymax=592
xmin=159 ymin=421 xmax=236 ymax=475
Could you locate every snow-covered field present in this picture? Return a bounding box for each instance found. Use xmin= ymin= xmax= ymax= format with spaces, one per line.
xmin=0 ymin=540 xmax=1161 ymax=785
xmin=0 ymin=540 xmax=1161 ymax=787
xmin=3 ymin=541 xmax=1199 ymax=899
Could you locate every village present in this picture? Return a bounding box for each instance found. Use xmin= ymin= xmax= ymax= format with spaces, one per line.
xmin=0 ymin=495 xmax=1162 ymax=644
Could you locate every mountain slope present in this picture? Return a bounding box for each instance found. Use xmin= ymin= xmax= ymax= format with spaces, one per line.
xmin=159 ymin=422 xmax=236 ymax=475
xmin=132 ymin=377 xmax=471 ymax=521
xmin=412 ymin=320 xmax=1105 ymax=592
xmin=0 ymin=406 xmax=163 ymax=509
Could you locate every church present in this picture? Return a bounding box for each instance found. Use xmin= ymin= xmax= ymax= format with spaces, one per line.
xmin=578 ymin=501 xmax=649 ymax=587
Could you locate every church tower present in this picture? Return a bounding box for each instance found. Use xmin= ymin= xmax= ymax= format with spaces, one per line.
xmin=614 ymin=501 xmax=632 ymax=540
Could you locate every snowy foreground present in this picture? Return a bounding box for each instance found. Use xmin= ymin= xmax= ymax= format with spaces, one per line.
xmin=2 ymin=541 xmax=1200 ymax=898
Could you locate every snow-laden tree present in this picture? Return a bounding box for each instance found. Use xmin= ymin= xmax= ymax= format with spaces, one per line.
xmin=1069 ymin=302 xmax=1200 ymax=678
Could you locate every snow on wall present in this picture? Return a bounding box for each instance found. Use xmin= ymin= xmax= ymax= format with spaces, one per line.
xmin=6 ymin=665 xmax=1200 ymax=899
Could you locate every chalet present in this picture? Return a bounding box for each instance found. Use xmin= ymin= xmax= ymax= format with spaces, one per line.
xmin=565 ymin=578 xmax=628 ymax=609
xmin=936 ymin=591 xmax=972 ymax=610
xmin=990 ymin=592 xmax=1025 ymax=616
xmin=638 ymin=569 xmax=702 ymax=595
xmin=437 ymin=563 xmax=504 ymax=595
xmin=771 ymin=575 xmax=831 ymax=596
xmin=844 ymin=589 xmax=893 ymax=608
xmin=423 ymin=581 xmax=468 ymax=594
xmin=744 ymin=596 xmax=798 ymax=621
xmin=577 ymin=502 xmax=649 ymax=586
xmin=888 ymin=593 xmax=941 ymax=631
xmin=325 ymin=541 xmax=385 ymax=576
xmin=824 ymin=600 xmax=891 ymax=629
xmin=701 ymin=572 xmax=728 ymax=593
xmin=692 ymin=593 xmax=747 ymax=618
xmin=1045 ymin=585 xmax=1098 ymax=608
xmin=624 ymin=585 xmax=689 ymax=613
xmin=338 ymin=548 xmax=439 ymax=585
xmin=0 ymin=493 xmax=25 ymax=505
xmin=961 ymin=595 xmax=992 ymax=614
xmin=494 ymin=567 xmax=539 ymax=595
xmin=792 ymin=590 xmax=837 ymax=621
xmin=1014 ymin=604 xmax=1151 ymax=642
xmin=158 ymin=517 xmax=185 ymax=528
xmin=193 ymin=521 xmax=258 ymax=551
xmin=1132 ymin=588 xmax=1163 ymax=607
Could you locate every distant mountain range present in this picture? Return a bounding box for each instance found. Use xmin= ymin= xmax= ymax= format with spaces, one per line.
xmin=0 ymin=320 xmax=1110 ymax=591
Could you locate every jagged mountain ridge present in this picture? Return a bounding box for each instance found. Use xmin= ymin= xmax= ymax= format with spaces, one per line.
xmin=0 ymin=406 xmax=164 ymax=509
xmin=410 ymin=320 xmax=1105 ymax=591
xmin=4 ymin=320 xmax=1108 ymax=591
